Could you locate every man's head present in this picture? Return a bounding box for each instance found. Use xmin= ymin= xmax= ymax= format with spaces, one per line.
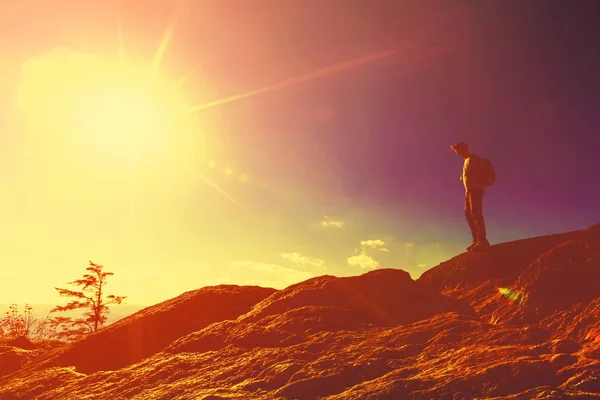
xmin=451 ymin=142 xmax=470 ymax=158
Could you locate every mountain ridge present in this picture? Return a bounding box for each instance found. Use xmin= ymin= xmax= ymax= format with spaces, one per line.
xmin=2 ymin=223 xmax=600 ymax=399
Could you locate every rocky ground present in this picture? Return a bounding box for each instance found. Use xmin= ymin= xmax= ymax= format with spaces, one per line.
xmin=1 ymin=223 xmax=600 ymax=399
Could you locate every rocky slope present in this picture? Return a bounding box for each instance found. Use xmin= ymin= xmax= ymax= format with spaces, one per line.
xmin=1 ymin=224 xmax=600 ymax=399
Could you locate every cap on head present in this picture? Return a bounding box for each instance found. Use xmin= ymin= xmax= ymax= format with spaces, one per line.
xmin=451 ymin=142 xmax=469 ymax=153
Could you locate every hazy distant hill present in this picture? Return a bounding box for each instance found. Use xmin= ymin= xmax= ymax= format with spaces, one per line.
xmin=1 ymin=223 xmax=600 ymax=399
xmin=0 ymin=304 xmax=146 ymax=325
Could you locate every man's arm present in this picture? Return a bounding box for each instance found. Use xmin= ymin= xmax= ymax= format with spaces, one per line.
xmin=464 ymin=157 xmax=471 ymax=173
xmin=462 ymin=157 xmax=471 ymax=180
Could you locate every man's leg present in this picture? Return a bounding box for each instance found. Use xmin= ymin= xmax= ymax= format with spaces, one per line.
xmin=465 ymin=192 xmax=478 ymax=250
xmin=471 ymin=189 xmax=490 ymax=249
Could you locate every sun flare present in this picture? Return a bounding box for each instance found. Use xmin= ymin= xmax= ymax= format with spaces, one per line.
xmin=77 ymin=85 xmax=170 ymax=158
xmin=17 ymin=48 xmax=195 ymax=168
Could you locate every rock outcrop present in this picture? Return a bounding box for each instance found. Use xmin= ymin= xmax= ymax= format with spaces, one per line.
xmin=37 ymin=285 xmax=275 ymax=374
xmin=2 ymin=223 xmax=600 ymax=399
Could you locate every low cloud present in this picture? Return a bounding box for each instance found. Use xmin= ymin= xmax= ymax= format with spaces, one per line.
xmin=417 ymin=263 xmax=427 ymax=268
xmin=347 ymin=254 xmax=380 ymax=270
xmin=347 ymin=239 xmax=390 ymax=270
xmin=321 ymin=220 xmax=343 ymax=228
xmin=360 ymin=240 xmax=389 ymax=252
xmin=280 ymin=252 xmax=325 ymax=269
xmin=230 ymin=261 xmax=316 ymax=289
xmin=320 ymin=215 xmax=344 ymax=228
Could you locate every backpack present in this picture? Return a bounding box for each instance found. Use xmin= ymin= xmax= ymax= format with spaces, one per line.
xmin=481 ymin=158 xmax=496 ymax=187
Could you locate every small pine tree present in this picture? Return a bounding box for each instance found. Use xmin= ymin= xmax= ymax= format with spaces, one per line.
xmin=52 ymin=261 xmax=126 ymax=340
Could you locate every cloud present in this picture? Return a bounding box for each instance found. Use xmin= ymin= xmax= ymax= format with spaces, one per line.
xmin=320 ymin=215 xmax=344 ymax=228
xmin=347 ymin=254 xmax=380 ymax=270
xmin=280 ymin=252 xmax=325 ymax=269
xmin=321 ymin=220 xmax=344 ymax=228
xmin=417 ymin=263 xmax=427 ymax=268
xmin=360 ymin=239 xmax=389 ymax=252
xmin=404 ymin=242 xmax=415 ymax=248
xmin=347 ymin=238 xmax=390 ymax=270
xmin=230 ymin=261 xmax=316 ymax=289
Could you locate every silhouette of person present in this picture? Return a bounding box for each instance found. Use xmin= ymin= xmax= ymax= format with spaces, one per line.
xmin=451 ymin=142 xmax=491 ymax=252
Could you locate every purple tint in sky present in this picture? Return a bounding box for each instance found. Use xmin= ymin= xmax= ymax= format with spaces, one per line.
xmin=194 ymin=0 xmax=600 ymax=242
xmin=1 ymin=0 xmax=598 ymax=246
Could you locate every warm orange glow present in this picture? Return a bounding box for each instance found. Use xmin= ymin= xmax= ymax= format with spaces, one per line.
xmin=0 ymin=2 xmax=463 ymax=308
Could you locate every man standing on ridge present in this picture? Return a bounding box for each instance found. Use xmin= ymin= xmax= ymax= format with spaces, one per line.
xmin=451 ymin=142 xmax=494 ymax=252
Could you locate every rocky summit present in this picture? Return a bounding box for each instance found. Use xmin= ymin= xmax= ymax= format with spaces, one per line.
xmin=2 ymin=224 xmax=600 ymax=399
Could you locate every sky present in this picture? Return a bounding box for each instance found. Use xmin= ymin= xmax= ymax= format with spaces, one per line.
xmin=1 ymin=0 xmax=599 ymax=306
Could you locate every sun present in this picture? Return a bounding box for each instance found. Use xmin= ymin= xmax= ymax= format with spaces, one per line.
xmin=17 ymin=48 xmax=194 ymax=169
xmin=76 ymin=83 xmax=172 ymax=159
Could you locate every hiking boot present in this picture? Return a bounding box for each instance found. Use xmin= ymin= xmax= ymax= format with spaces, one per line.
xmin=472 ymin=240 xmax=491 ymax=252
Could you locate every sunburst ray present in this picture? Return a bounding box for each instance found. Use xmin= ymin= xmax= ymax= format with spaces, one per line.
xmin=189 ymin=46 xmax=406 ymax=112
